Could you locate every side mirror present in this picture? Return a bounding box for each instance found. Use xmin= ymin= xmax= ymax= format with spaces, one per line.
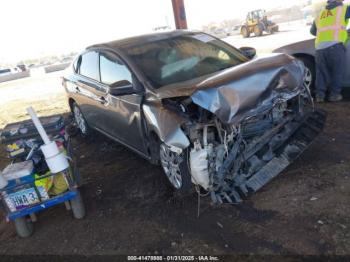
xmin=239 ymin=46 xmax=257 ymax=59
xmin=108 ymin=80 xmax=134 ymax=96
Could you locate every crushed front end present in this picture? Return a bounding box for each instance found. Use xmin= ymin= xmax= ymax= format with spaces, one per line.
xmin=190 ymin=97 xmax=325 ymax=203
xmin=161 ymin=59 xmax=326 ymax=204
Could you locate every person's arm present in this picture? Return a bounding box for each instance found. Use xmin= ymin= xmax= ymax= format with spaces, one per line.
xmin=310 ymin=21 xmax=317 ymax=36
xmin=346 ymin=5 xmax=350 ymax=20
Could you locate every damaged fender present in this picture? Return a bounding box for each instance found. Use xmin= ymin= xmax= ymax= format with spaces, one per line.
xmin=142 ymin=101 xmax=190 ymax=150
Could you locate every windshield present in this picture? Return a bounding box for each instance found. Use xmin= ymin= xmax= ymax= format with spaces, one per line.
xmin=124 ymin=34 xmax=247 ymax=88
xmin=257 ymin=10 xmax=265 ymax=18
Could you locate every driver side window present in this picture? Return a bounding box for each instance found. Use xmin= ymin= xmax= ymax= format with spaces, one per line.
xmin=99 ymin=51 xmax=132 ymax=86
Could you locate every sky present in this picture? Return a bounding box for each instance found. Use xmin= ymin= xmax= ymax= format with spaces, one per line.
xmin=185 ymin=0 xmax=304 ymax=28
xmin=0 ymin=0 xmax=310 ymax=64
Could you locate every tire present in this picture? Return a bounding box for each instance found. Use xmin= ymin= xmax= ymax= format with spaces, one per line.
xmin=14 ymin=217 xmax=34 ymax=238
xmin=254 ymin=24 xmax=263 ymax=37
xmin=298 ymin=57 xmax=315 ymax=95
xmin=159 ymin=143 xmax=192 ymax=195
xmin=70 ymin=190 xmax=86 ymax=219
xmin=72 ymin=102 xmax=90 ymax=136
xmin=241 ymin=26 xmax=250 ymax=38
xmin=149 ymin=133 xmax=161 ymax=165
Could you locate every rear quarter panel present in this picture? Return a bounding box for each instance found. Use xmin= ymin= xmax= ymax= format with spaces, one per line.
xmin=273 ymin=38 xmax=350 ymax=87
xmin=273 ymin=39 xmax=316 ymax=57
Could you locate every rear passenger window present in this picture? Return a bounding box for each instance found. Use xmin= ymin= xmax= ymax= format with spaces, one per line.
xmin=100 ymin=52 xmax=132 ymax=86
xmin=79 ymin=51 xmax=100 ymax=81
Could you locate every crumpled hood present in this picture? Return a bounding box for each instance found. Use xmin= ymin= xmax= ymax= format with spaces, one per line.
xmin=152 ymin=53 xmax=306 ymax=124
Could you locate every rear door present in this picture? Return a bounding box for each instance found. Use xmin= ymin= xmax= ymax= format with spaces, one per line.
xmin=75 ymin=50 xmax=107 ymax=130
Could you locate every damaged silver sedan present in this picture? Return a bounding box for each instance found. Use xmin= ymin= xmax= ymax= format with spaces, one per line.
xmin=63 ymin=31 xmax=326 ymax=203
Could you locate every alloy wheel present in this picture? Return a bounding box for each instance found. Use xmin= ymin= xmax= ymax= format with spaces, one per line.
xmin=73 ymin=105 xmax=87 ymax=135
xmin=303 ymin=67 xmax=313 ymax=90
xmin=159 ymin=144 xmax=183 ymax=189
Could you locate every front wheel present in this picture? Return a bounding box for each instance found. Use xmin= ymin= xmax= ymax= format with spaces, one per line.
xmin=241 ymin=26 xmax=250 ymax=38
xmin=254 ymin=24 xmax=263 ymax=37
xmin=159 ymin=143 xmax=192 ymax=194
xmin=14 ymin=217 xmax=33 ymax=238
xmin=298 ymin=57 xmax=315 ymax=94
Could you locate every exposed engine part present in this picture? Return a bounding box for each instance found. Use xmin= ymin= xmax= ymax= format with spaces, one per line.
xmin=184 ymin=89 xmax=326 ymax=204
xmin=190 ymin=141 xmax=211 ymax=190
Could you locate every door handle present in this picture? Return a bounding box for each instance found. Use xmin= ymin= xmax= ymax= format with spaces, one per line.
xmin=99 ymin=96 xmax=108 ymax=105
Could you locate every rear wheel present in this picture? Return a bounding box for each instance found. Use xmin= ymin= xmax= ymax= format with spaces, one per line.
xmin=241 ymin=26 xmax=250 ymax=38
xmin=159 ymin=143 xmax=192 ymax=194
xmin=72 ymin=103 xmax=90 ymax=136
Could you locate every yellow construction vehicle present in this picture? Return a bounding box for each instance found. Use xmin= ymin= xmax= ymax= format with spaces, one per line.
xmin=240 ymin=9 xmax=279 ymax=38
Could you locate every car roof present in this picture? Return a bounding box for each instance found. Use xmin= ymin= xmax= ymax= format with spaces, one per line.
xmin=86 ymin=30 xmax=198 ymax=51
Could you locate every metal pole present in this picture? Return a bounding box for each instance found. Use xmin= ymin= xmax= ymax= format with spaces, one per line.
xmin=171 ymin=0 xmax=188 ymax=29
xmin=26 ymin=106 xmax=51 ymax=145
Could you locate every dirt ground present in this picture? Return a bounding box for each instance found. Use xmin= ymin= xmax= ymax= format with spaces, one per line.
xmin=0 ymin=82 xmax=350 ymax=256
xmin=0 ymin=71 xmax=68 ymax=129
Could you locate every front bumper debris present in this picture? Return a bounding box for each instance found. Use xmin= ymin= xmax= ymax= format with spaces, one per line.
xmin=210 ymin=109 xmax=327 ymax=204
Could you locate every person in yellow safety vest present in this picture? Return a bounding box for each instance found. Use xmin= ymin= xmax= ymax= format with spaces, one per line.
xmin=310 ymin=0 xmax=350 ymax=102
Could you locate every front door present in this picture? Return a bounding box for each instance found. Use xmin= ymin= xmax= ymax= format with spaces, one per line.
xmin=97 ymin=50 xmax=147 ymax=154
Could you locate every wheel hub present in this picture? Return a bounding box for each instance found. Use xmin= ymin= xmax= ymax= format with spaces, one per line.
xmin=303 ymin=67 xmax=312 ymax=90
xmin=159 ymin=144 xmax=183 ymax=189
xmin=73 ymin=106 xmax=87 ymax=134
